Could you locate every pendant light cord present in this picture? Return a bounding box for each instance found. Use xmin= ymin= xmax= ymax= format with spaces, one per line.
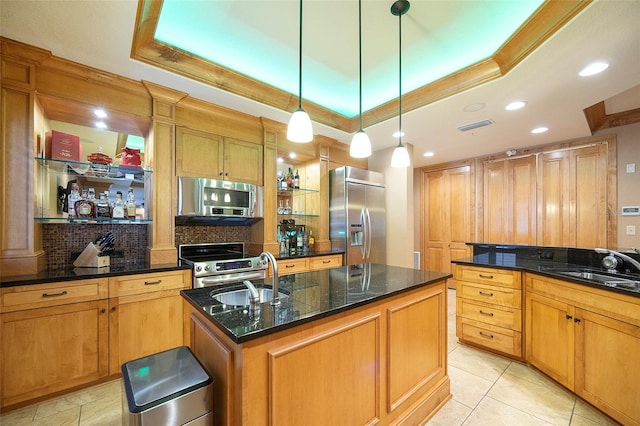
xmin=398 ymin=9 xmax=403 ymax=147
xmin=298 ymin=0 xmax=303 ymax=109
xmin=358 ymin=0 xmax=363 ymax=131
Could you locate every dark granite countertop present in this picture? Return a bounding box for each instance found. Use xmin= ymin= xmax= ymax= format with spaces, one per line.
xmin=452 ymin=243 xmax=640 ymax=298
xmin=251 ymin=249 xmax=344 ymax=260
xmin=181 ymin=263 xmax=451 ymax=344
xmin=0 ymin=262 xmax=191 ymax=287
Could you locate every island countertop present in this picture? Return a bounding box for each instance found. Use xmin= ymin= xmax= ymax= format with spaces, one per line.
xmin=181 ymin=263 xmax=451 ymax=343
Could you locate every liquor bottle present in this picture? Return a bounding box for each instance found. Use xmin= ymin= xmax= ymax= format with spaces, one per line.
xmin=112 ymin=191 xmax=125 ymax=219
xmin=126 ymin=188 xmax=137 ymax=220
xmin=296 ymin=229 xmax=303 ymax=253
xmin=96 ymin=192 xmax=111 ymax=218
xmin=286 ymin=167 xmax=293 ymax=189
xmin=67 ymin=183 xmax=80 ymax=218
xmin=294 ymin=169 xmax=300 ymax=189
xmin=308 ymin=230 xmax=315 ymax=250
xmin=75 ymin=187 xmax=96 ymax=218
xmin=302 ymin=226 xmax=309 ymax=254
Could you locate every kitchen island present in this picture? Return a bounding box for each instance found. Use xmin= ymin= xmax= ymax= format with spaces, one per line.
xmin=182 ymin=263 xmax=452 ymax=426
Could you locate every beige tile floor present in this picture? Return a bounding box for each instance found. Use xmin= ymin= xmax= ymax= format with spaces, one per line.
xmin=0 ymin=289 xmax=620 ymax=425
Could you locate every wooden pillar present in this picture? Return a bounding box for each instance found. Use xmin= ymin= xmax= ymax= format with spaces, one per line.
xmin=0 ymin=46 xmax=46 ymax=275
xmin=314 ymin=136 xmax=332 ymax=252
xmin=142 ymin=81 xmax=187 ymax=265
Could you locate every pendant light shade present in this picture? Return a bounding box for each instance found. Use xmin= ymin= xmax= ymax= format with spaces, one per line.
xmin=390 ymin=0 xmax=410 ymax=168
xmin=350 ymin=0 xmax=372 ymax=158
xmin=287 ymin=0 xmax=313 ymax=143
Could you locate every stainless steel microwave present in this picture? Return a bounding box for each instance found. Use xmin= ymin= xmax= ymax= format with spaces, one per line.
xmin=177 ymin=177 xmax=263 ymax=225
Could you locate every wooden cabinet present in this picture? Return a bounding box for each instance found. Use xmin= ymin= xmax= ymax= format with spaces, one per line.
xmin=537 ymin=144 xmax=608 ymax=248
xmin=421 ymin=165 xmax=473 ymax=286
xmin=108 ymin=270 xmax=190 ymax=375
xmin=455 ymin=265 xmax=523 ymax=359
xmin=0 ymin=279 xmax=109 ymax=408
xmin=525 ymin=273 xmax=640 ymax=425
xmin=175 ymin=126 xmax=263 ymax=185
xmin=274 ymin=254 xmax=343 ymax=276
xmin=188 ymin=280 xmax=449 ymax=426
xmin=482 ymin=155 xmax=536 ymax=244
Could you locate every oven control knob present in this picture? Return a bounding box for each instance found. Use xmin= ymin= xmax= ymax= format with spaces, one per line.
xmin=195 ymin=265 xmax=202 ymax=272
xmin=204 ymin=265 xmax=211 ymax=272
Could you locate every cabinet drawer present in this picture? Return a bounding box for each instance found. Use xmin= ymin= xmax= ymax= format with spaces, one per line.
xmin=457 ymin=317 xmax=522 ymax=357
xmin=309 ymin=254 xmax=342 ymax=271
xmin=458 ymin=282 xmax=521 ymax=309
xmin=457 ymin=298 xmax=521 ymax=331
xmin=277 ymin=258 xmax=308 ymax=275
xmin=109 ymin=270 xmax=189 ymax=297
xmin=456 ymin=265 xmax=521 ymax=289
xmin=1 ymin=278 xmax=108 ymax=312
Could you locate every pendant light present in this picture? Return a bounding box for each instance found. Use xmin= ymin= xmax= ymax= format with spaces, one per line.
xmin=350 ymin=0 xmax=372 ymax=158
xmin=390 ymin=0 xmax=411 ymax=168
xmin=287 ymin=0 xmax=313 ymax=143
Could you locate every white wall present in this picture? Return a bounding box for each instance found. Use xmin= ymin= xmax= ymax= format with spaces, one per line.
xmin=369 ymin=144 xmax=415 ymax=268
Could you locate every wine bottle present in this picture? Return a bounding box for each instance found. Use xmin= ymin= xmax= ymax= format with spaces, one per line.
xmin=294 ymin=169 xmax=300 ymax=189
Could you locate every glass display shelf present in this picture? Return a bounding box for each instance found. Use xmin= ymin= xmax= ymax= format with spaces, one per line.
xmin=35 ymin=157 xmax=152 ymax=181
xmin=277 ymin=213 xmax=320 ymax=218
xmin=35 ymin=217 xmax=152 ymax=224
xmin=277 ymin=187 xmax=319 ymax=195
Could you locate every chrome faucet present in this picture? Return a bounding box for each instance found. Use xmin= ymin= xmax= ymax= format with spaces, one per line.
xmin=242 ymin=279 xmax=260 ymax=305
xmin=595 ymin=248 xmax=640 ymax=273
xmin=260 ymin=251 xmax=280 ymax=306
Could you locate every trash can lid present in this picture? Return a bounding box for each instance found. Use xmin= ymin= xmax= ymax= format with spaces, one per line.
xmin=122 ymin=346 xmax=212 ymax=413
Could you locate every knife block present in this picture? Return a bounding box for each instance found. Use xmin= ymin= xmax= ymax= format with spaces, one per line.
xmin=73 ymin=243 xmax=110 ymax=268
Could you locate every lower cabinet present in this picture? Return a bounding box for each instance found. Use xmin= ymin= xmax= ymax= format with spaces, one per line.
xmin=274 ymin=253 xmax=343 ymax=276
xmin=526 ymin=273 xmax=640 ymax=425
xmin=108 ymin=270 xmax=191 ymax=375
xmin=0 ymin=279 xmax=109 ymax=408
xmin=0 ymin=270 xmax=191 ymax=410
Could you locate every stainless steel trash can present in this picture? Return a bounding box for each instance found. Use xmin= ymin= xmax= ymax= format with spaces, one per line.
xmin=122 ymin=346 xmax=213 ymax=425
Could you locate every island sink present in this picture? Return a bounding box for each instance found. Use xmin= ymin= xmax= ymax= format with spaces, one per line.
xmin=212 ymin=287 xmax=288 ymax=308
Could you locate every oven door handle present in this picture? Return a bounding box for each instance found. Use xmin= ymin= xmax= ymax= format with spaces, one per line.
xmin=198 ymin=271 xmax=266 ymax=286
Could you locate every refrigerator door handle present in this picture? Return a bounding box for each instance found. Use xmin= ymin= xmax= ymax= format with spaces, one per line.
xmin=359 ymin=208 xmax=366 ymax=259
xmin=365 ymin=208 xmax=372 ymax=260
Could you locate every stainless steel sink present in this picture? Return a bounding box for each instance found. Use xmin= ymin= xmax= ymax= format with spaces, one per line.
xmin=551 ymin=270 xmax=640 ymax=292
xmin=212 ymin=288 xmax=288 ymax=307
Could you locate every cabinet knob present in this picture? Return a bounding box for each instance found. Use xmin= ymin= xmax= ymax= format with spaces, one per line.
xmin=574 ymin=318 xmax=581 ymax=323
xmin=101 ymin=308 xmax=106 ymax=314
xmin=566 ymin=314 xmax=573 ymax=320
xmin=111 ymin=306 xmax=117 ymax=312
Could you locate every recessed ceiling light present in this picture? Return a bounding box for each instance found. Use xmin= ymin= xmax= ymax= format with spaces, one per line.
xmin=423 ymin=151 xmax=434 ymax=157
xmin=392 ymin=131 xmax=405 ymax=138
xmin=531 ymin=127 xmax=548 ymax=134
xmin=289 ymin=152 xmax=297 ymax=159
xmin=505 ymin=101 xmax=527 ymax=111
xmin=579 ymin=62 xmax=609 ymax=77
xmin=95 ymin=121 xmax=107 ymax=129
xmin=94 ymin=108 xmax=108 ymax=118
xmin=277 ymin=157 xmax=284 ymax=163
xmin=463 ymin=102 xmax=486 ymax=112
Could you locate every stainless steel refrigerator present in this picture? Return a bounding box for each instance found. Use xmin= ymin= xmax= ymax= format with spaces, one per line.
xmin=330 ymin=166 xmax=386 ymax=266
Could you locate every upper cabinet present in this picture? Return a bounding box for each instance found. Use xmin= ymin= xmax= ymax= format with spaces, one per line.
xmin=175 ymin=126 xmax=263 ymax=186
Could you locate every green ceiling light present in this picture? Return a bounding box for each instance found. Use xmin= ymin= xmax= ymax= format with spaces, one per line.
xmin=390 ymin=0 xmax=411 ymax=168
xmin=287 ymin=0 xmax=313 ymax=143
xmin=350 ymin=0 xmax=372 ymax=159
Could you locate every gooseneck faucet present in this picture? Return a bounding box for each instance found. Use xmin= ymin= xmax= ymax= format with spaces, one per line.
xmin=260 ymin=251 xmax=280 ymax=306
xmin=595 ymin=248 xmax=640 ymax=273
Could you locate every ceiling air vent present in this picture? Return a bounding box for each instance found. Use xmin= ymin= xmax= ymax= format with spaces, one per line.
xmin=457 ymin=119 xmax=493 ymax=132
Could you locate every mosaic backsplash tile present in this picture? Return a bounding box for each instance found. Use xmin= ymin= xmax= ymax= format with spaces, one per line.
xmin=43 ymin=224 xmax=252 ymax=270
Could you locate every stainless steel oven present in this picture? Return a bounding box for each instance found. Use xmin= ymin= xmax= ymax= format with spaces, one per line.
xmin=178 ymin=242 xmax=268 ymax=288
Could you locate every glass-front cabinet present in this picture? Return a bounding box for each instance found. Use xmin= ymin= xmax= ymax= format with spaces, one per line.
xmin=276 ymin=162 xmax=320 ymax=256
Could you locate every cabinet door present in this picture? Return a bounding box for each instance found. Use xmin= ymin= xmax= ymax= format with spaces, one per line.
xmin=575 ymin=308 xmax=640 ymax=424
xmin=1 ymin=301 xmax=109 ymax=408
xmin=176 ymin=126 xmax=223 ymax=178
xmin=525 ymin=292 xmax=574 ymax=389
xmin=109 ymin=291 xmax=186 ymax=375
xmin=421 ymin=166 xmax=472 ymax=279
xmin=483 ymin=156 xmax=536 ymax=244
xmin=223 ymin=137 xmax=263 ymax=185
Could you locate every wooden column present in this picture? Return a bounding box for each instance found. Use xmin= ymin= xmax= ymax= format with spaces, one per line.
xmin=315 ymin=137 xmax=332 ymax=252
xmin=142 ymin=81 xmax=187 ymax=265
xmin=0 ymin=46 xmax=46 ymax=275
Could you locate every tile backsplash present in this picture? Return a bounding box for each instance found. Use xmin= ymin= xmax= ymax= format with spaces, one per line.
xmin=43 ymin=224 xmax=252 ymax=270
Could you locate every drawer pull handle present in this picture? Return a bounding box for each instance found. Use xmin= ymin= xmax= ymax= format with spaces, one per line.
xmin=566 ymin=314 xmax=573 ymax=320
xmin=479 ymin=331 xmax=494 ymax=339
xmin=478 ymin=291 xmax=494 ymax=297
xmin=322 ymin=260 xmax=331 ymax=264
xmin=479 ymin=274 xmax=494 ymax=279
xmin=42 ymin=290 xmax=68 ymax=298
xmin=144 ymin=280 xmax=162 ymax=285
xmin=574 ymin=318 xmax=581 ymax=324
xmin=479 ymin=310 xmax=494 ymax=317
xmin=285 ymin=264 xmax=296 ymax=268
